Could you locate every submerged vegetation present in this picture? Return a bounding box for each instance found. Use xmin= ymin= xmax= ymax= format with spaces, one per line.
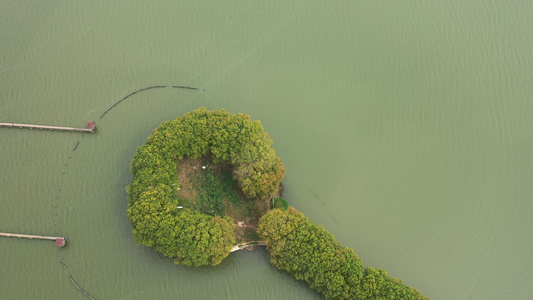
xmin=126 ymin=108 xmax=427 ymax=298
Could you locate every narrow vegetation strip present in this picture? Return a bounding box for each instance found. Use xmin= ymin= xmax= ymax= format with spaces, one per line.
xmin=258 ymin=208 xmax=428 ymax=300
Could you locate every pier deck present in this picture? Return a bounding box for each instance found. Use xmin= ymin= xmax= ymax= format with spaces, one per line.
xmin=0 ymin=122 xmax=95 ymax=133
xmin=0 ymin=232 xmax=66 ymax=246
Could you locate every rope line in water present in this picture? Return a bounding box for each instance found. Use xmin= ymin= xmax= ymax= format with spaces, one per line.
xmin=100 ymin=85 xmax=167 ymax=119
xmin=49 ymin=83 xmax=199 ymax=297
xmin=172 ymin=85 xmax=198 ymax=90
xmin=68 ymin=274 xmax=96 ymax=300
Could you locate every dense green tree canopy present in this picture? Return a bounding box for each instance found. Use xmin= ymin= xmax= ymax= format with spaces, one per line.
xmin=126 ymin=108 xmax=428 ymax=298
xmin=126 ymin=108 xmax=285 ymax=266
xmin=129 ymin=107 xmax=285 ymax=201
xmin=127 ymin=184 xmax=235 ymax=266
xmin=258 ymin=208 xmax=428 ymax=300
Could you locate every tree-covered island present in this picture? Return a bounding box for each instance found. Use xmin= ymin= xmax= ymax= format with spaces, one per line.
xmin=126 ymin=108 xmax=428 ymax=299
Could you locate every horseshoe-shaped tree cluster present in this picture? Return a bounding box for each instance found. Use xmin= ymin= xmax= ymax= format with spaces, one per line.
xmin=126 ymin=108 xmax=285 ymax=266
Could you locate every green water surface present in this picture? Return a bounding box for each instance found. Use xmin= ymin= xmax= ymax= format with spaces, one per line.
xmin=1 ymin=1 xmax=532 ymax=299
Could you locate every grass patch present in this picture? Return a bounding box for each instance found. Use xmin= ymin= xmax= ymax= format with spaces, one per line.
xmin=273 ymin=197 xmax=289 ymax=210
xmin=190 ymin=162 xmax=254 ymax=216
xmin=177 ymin=156 xmax=272 ymax=243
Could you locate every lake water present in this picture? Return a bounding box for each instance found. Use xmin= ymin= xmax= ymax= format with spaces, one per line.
xmin=1 ymin=1 xmax=532 ymax=299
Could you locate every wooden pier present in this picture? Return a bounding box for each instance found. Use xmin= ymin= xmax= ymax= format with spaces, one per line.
xmin=0 ymin=122 xmax=95 ymax=133
xmin=0 ymin=232 xmax=66 ymax=247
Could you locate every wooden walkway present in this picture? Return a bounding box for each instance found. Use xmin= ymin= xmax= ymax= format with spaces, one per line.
xmin=0 ymin=232 xmax=66 ymax=246
xmin=0 ymin=122 xmax=95 ymax=133
xmin=231 ymin=241 xmax=266 ymax=252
